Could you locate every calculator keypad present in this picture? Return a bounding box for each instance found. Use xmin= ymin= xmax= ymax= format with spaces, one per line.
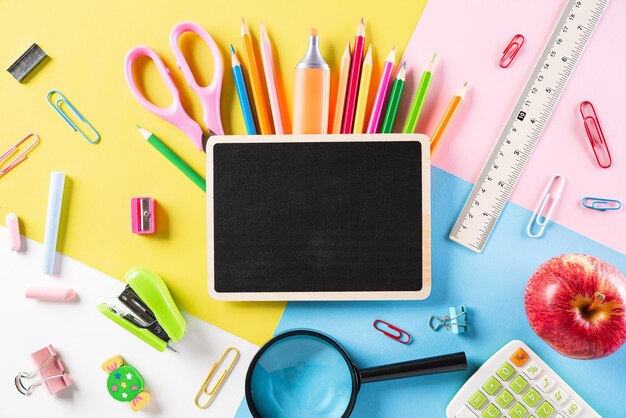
xmin=452 ymin=343 xmax=595 ymax=418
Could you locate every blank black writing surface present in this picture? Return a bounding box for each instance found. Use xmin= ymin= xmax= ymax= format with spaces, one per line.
xmin=211 ymin=140 xmax=424 ymax=294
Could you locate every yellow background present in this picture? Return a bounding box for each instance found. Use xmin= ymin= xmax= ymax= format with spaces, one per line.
xmin=0 ymin=0 xmax=426 ymax=345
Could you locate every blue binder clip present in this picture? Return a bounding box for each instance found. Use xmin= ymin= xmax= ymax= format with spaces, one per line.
xmin=429 ymin=305 xmax=468 ymax=334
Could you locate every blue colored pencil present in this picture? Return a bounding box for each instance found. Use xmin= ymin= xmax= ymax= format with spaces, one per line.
xmin=230 ymin=45 xmax=257 ymax=135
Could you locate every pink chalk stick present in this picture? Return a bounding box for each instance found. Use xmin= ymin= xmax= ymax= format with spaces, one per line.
xmin=26 ymin=286 xmax=76 ymax=302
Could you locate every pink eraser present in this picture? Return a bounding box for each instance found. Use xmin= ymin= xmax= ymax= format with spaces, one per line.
xmin=26 ymin=286 xmax=76 ymax=302
xmin=6 ymin=213 xmax=21 ymax=251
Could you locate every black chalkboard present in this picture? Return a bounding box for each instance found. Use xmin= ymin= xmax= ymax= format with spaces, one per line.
xmin=209 ymin=139 xmax=429 ymax=298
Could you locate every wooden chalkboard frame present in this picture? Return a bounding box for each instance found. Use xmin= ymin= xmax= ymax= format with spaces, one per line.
xmin=207 ymin=134 xmax=431 ymax=301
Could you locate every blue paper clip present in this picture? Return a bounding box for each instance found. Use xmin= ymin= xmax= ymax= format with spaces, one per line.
xmin=527 ymin=174 xmax=565 ymax=238
xmin=582 ymin=197 xmax=622 ymax=211
xmin=46 ymin=90 xmax=100 ymax=144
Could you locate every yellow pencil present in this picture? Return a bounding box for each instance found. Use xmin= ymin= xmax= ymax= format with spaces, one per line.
xmin=352 ymin=45 xmax=372 ymax=134
xmin=241 ymin=17 xmax=273 ymax=134
xmin=430 ymin=82 xmax=468 ymax=154
xmin=331 ymin=42 xmax=351 ymax=134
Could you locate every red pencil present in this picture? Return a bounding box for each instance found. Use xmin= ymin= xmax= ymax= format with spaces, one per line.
xmin=341 ymin=19 xmax=365 ymax=134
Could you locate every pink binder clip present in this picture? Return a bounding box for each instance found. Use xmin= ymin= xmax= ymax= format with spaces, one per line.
xmin=131 ymin=197 xmax=156 ymax=234
xmin=15 ymin=345 xmax=72 ymax=395
xmin=580 ymin=101 xmax=611 ymax=168
xmin=499 ymin=34 xmax=525 ymax=68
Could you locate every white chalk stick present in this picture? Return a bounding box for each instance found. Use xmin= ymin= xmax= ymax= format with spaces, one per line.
xmin=42 ymin=172 xmax=66 ymax=274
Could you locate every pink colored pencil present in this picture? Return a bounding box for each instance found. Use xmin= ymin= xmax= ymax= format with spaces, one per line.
xmin=366 ymin=47 xmax=396 ymax=133
xmin=341 ymin=19 xmax=365 ymax=134
xmin=260 ymin=22 xmax=285 ymax=134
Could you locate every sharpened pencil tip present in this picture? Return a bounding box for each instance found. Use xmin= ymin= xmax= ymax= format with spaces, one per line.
xmin=310 ymin=27 xmax=318 ymax=36
xmin=136 ymin=124 xmax=142 ymax=129
xmin=230 ymin=44 xmax=235 ymax=54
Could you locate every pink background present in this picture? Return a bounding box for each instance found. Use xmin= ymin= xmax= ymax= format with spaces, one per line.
xmin=396 ymin=0 xmax=626 ymax=255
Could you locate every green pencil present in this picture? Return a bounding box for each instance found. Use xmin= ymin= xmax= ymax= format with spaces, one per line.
xmin=381 ymin=62 xmax=407 ymax=134
xmin=403 ymin=53 xmax=436 ymax=133
xmin=136 ymin=126 xmax=206 ymax=192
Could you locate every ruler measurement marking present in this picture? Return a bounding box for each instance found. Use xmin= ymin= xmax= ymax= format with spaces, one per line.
xmin=449 ymin=0 xmax=609 ymax=252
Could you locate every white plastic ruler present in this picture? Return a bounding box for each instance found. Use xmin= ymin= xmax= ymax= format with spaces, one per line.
xmin=450 ymin=0 xmax=610 ymax=253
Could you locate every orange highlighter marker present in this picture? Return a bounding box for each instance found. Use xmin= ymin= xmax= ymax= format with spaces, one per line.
xmin=292 ymin=28 xmax=330 ymax=134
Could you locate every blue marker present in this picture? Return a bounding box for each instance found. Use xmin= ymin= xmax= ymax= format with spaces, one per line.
xmin=230 ymin=45 xmax=257 ymax=135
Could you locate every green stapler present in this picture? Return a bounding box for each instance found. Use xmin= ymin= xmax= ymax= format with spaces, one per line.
xmin=97 ymin=268 xmax=187 ymax=352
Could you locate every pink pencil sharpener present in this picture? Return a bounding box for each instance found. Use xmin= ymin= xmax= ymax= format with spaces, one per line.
xmin=131 ymin=197 xmax=156 ymax=234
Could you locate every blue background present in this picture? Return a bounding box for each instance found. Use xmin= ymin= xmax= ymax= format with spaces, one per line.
xmin=237 ymin=167 xmax=626 ymax=418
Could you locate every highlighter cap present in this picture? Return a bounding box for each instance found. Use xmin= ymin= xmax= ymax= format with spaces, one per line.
xmin=297 ymin=33 xmax=329 ymax=70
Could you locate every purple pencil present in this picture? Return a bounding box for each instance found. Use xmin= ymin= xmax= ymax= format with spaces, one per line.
xmin=366 ymin=47 xmax=396 ymax=133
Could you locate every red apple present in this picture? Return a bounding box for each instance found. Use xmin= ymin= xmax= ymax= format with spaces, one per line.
xmin=525 ymin=254 xmax=626 ymax=359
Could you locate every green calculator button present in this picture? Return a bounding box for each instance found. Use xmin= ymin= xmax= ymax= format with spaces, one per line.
xmin=469 ymin=390 xmax=488 ymax=409
xmin=482 ymin=376 xmax=502 ymax=395
xmin=510 ymin=375 xmax=528 ymax=394
xmin=495 ymin=389 xmax=514 ymax=408
xmin=536 ymin=400 xmax=555 ymax=418
xmin=496 ymin=362 xmax=515 ymax=381
xmin=509 ymin=402 xmax=528 ymax=418
xmin=481 ymin=404 xmax=501 ymax=418
xmin=522 ymin=388 xmax=541 ymax=407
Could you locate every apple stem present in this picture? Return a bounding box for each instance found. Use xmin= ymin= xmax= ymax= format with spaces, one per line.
xmin=586 ymin=292 xmax=606 ymax=312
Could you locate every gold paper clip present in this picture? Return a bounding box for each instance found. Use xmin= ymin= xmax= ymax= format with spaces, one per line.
xmin=194 ymin=347 xmax=239 ymax=408
xmin=0 ymin=133 xmax=40 ymax=179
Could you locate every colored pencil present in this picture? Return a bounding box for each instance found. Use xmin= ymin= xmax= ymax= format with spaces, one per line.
xmin=381 ymin=62 xmax=406 ymax=133
xmin=366 ymin=47 xmax=396 ymax=134
xmin=403 ymin=53 xmax=436 ymax=133
xmin=137 ymin=126 xmax=206 ymax=192
xmin=352 ymin=45 xmax=372 ymax=134
xmin=341 ymin=19 xmax=366 ymax=133
xmin=230 ymin=45 xmax=257 ymax=135
xmin=241 ymin=18 xmax=273 ymax=134
xmin=430 ymin=82 xmax=468 ymax=154
xmin=259 ymin=22 xmax=285 ymax=135
xmin=331 ymin=42 xmax=351 ymax=134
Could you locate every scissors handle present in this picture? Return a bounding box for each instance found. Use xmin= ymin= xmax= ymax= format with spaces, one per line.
xmin=124 ymin=46 xmax=205 ymax=151
xmin=170 ymin=22 xmax=224 ymax=136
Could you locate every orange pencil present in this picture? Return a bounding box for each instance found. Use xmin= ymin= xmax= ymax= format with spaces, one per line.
xmin=430 ymin=82 xmax=468 ymax=154
xmin=331 ymin=42 xmax=351 ymax=134
xmin=241 ymin=18 xmax=273 ymax=134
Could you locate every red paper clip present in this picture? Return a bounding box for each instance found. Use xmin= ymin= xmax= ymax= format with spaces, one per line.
xmin=580 ymin=101 xmax=611 ymax=168
xmin=499 ymin=34 xmax=525 ymax=68
xmin=373 ymin=320 xmax=412 ymax=344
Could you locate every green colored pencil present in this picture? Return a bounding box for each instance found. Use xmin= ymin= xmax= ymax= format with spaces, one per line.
xmin=403 ymin=53 xmax=436 ymax=133
xmin=136 ymin=126 xmax=206 ymax=192
xmin=381 ymin=62 xmax=407 ymax=133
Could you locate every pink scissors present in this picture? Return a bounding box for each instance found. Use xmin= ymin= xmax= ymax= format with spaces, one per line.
xmin=124 ymin=21 xmax=224 ymax=152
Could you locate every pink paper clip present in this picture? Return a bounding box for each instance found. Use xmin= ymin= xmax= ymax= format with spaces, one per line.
xmin=0 ymin=133 xmax=39 ymax=179
xmin=580 ymin=101 xmax=611 ymax=168
xmin=131 ymin=197 xmax=156 ymax=234
xmin=499 ymin=34 xmax=525 ymax=68
xmin=373 ymin=319 xmax=412 ymax=344
xmin=15 ymin=345 xmax=72 ymax=395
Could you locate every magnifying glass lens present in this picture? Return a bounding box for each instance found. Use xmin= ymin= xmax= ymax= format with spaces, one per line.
xmin=249 ymin=334 xmax=355 ymax=418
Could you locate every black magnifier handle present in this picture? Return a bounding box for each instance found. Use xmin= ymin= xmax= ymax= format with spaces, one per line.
xmin=360 ymin=352 xmax=467 ymax=384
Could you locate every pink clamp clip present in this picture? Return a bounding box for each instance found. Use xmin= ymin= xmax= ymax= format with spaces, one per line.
xmin=131 ymin=197 xmax=156 ymax=234
xmin=580 ymin=101 xmax=611 ymax=168
xmin=15 ymin=345 xmax=72 ymax=395
xmin=499 ymin=34 xmax=525 ymax=68
xmin=373 ymin=319 xmax=412 ymax=344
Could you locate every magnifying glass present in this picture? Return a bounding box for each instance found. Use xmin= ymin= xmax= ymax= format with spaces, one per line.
xmin=245 ymin=329 xmax=467 ymax=418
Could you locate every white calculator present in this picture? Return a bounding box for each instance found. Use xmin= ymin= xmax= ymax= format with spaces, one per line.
xmin=446 ymin=340 xmax=601 ymax=418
